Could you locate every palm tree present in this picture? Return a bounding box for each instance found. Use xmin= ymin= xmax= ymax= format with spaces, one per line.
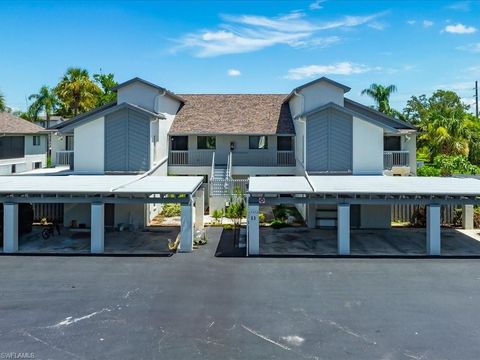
xmin=28 ymin=86 xmax=58 ymax=127
xmin=361 ymin=84 xmax=397 ymax=115
xmin=55 ymin=68 xmax=101 ymax=116
xmin=419 ymin=114 xmax=472 ymax=161
xmin=0 ymin=91 xmax=6 ymax=112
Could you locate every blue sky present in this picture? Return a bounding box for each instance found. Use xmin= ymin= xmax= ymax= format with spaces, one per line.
xmin=1 ymin=0 xmax=479 ymax=112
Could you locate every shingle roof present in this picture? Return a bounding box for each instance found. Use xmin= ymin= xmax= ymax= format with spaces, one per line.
xmin=169 ymin=94 xmax=295 ymax=135
xmin=0 ymin=112 xmax=46 ymax=134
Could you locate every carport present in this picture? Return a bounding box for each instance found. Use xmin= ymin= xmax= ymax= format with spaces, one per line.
xmin=247 ymin=175 xmax=480 ymax=256
xmin=0 ymin=175 xmax=204 ymax=254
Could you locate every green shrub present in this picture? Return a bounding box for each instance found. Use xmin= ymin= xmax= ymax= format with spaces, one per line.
xmin=270 ymin=219 xmax=290 ymax=229
xmin=212 ymin=209 xmax=223 ymax=224
xmin=272 ymin=205 xmax=288 ymax=221
xmin=161 ymin=203 xmax=181 ymax=217
xmin=259 ymin=212 xmax=266 ymax=224
xmin=417 ymin=165 xmax=441 ymax=177
xmin=433 ymin=155 xmax=480 ymax=176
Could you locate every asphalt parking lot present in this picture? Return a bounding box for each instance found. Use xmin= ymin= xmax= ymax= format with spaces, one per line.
xmin=1 ymin=235 xmax=480 ymax=359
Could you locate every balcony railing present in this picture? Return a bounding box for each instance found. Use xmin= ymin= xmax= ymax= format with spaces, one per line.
xmin=277 ymin=151 xmax=296 ymax=166
xmin=232 ymin=151 xmax=296 ymax=167
xmin=169 ymin=150 xmax=213 ymax=166
xmin=56 ymin=151 xmax=74 ymax=168
xmin=169 ymin=150 xmax=296 ymax=167
xmin=384 ymin=151 xmax=409 ymax=170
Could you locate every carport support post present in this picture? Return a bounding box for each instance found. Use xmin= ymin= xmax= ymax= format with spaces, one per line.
xmin=427 ymin=204 xmax=441 ymax=255
xmin=3 ymin=203 xmax=18 ymax=253
xmin=91 ymin=202 xmax=104 ymax=254
xmin=179 ymin=199 xmax=193 ymax=252
xmin=194 ymin=188 xmax=204 ymax=230
xmin=462 ymin=205 xmax=474 ymax=230
xmin=337 ymin=203 xmax=350 ymax=255
xmin=248 ymin=202 xmax=260 ymax=255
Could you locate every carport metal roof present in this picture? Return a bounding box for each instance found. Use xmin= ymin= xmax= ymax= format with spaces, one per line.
xmin=0 ymin=175 xmax=203 ymax=204
xmin=248 ymin=175 xmax=480 ymax=205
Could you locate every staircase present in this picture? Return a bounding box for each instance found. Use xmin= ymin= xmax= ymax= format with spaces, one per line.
xmin=210 ymin=152 xmax=233 ymax=197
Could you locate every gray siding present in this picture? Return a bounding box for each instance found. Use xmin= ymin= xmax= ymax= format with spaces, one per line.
xmin=306 ymin=108 xmax=352 ymax=172
xmin=105 ymin=108 xmax=150 ymax=172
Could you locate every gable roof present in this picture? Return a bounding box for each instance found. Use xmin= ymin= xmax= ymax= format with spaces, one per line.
xmin=54 ymin=102 xmax=165 ymax=133
xmin=301 ymin=102 xmax=401 ymax=133
xmin=344 ymin=98 xmax=416 ymax=130
xmin=169 ymin=94 xmax=295 ymax=135
xmin=0 ymin=112 xmax=46 ymax=134
xmin=284 ymin=77 xmax=351 ymax=102
xmin=112 ymin=77 xmax=184 ymax=103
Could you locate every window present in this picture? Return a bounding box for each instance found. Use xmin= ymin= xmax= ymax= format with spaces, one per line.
xmin=384 ymin=136 xmax=401 ymax=151
xmin=171 ymin=136 xmax=188 ymax=151
xmin=34 ymin=162 xmax=41 ymax=169
xmin=0 ymin=136 xmax=24 ymax=160
xmin=11 ymin=164 xmax=16 ymax=174
xmin=197 ymin=136 xmax=216 ymax=150
xmin=249 ymin=136 xmax=268 ymax=149
xmin=66 ymin=135 xmax=74 ymax=151
xmin=277 ymin=136 xmax=293 ymax=151
xmin=32 ymin=136 xmax=40 ymax=146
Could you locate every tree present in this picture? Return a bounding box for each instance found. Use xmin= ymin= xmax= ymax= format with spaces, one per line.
xmin=28 ymin=86 xmax=58 ymax=126
xmin=361 ymin=83 xmax=397 ymax=115
xmin=55 ymin=67 xmax=101 ymax=116
xmin=224 ymin=186 xmax=246 ymax=246
xmin=93 ymin=73 xmax=118 ymax=106
xmin=0 ymin=91 xmax=5 ymax=112
xmin=13 ymin=109 xmax=35 ymax=121
xmin=404 ymin=90 xmax=474 ymax=161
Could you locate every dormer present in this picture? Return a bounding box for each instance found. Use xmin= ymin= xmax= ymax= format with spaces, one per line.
xmin=286 ymin=77 xmax=351 ymax=118
xmin=112 ymin=77 xmax=184 ymax=115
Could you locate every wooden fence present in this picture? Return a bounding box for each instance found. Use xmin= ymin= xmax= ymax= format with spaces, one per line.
xmin=32 ymin=203 xmax=64 ymax=223
xmin=391 ymin=204 xmax=459 ymax=224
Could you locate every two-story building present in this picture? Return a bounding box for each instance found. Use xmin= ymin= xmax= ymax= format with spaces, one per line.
xmin=0 ymin=112 xmax=48 ymax=174
xmin=52 ymin=76 xmax=416 ymax=230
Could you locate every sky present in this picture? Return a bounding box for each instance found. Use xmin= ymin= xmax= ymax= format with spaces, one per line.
xmin=0 ymin=0 xmax=479 ymax=112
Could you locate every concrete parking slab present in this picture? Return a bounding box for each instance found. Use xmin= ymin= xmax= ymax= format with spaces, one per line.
xmin=6 ymin=226 xmax=179 ymax=254
xmin=260 ymin=227 xmax=480 ymax=256
xmin=0 ymin=233 xmax=480 ymax=359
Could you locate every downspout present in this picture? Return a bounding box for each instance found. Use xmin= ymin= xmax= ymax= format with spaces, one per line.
xmin=293 ymin=89 xmax=305 ymax=115
xmin=154 ymin=90 xmax=166 ymax=113
xmin=293 ymin=90 xmax=306 ymax=169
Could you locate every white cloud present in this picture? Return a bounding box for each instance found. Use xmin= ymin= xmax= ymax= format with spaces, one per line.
xmin=444 ymin=23 xmax=477 ymax=34
xmin=407 ymin=20 xmax=416 ymax=25
xmin=284 ymin=62 xmax=371 ymax=80
xmin=447 ymin=1 xmax=471 ymax=11
xmin=309 ymin=0 xmax=326 ymax=10
xmin=368 ymin=22 xmax=387 ymax=30
xmin=227 ymin=69 xmax=241 ymax=76
xmin=457 ymin=42 xmax=480 ymax=52
xmin=290 ymin=35 xmax=341 ymax=49
xmin=174 ymin=11 xmax=386 ymax=57
xmin=436 ymin=82 xmax=474 ymax=91
xmin=466 ymin=65 xmax=480 ymax=76
xmin=423 ymin=20 xmax=434 ymax=28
